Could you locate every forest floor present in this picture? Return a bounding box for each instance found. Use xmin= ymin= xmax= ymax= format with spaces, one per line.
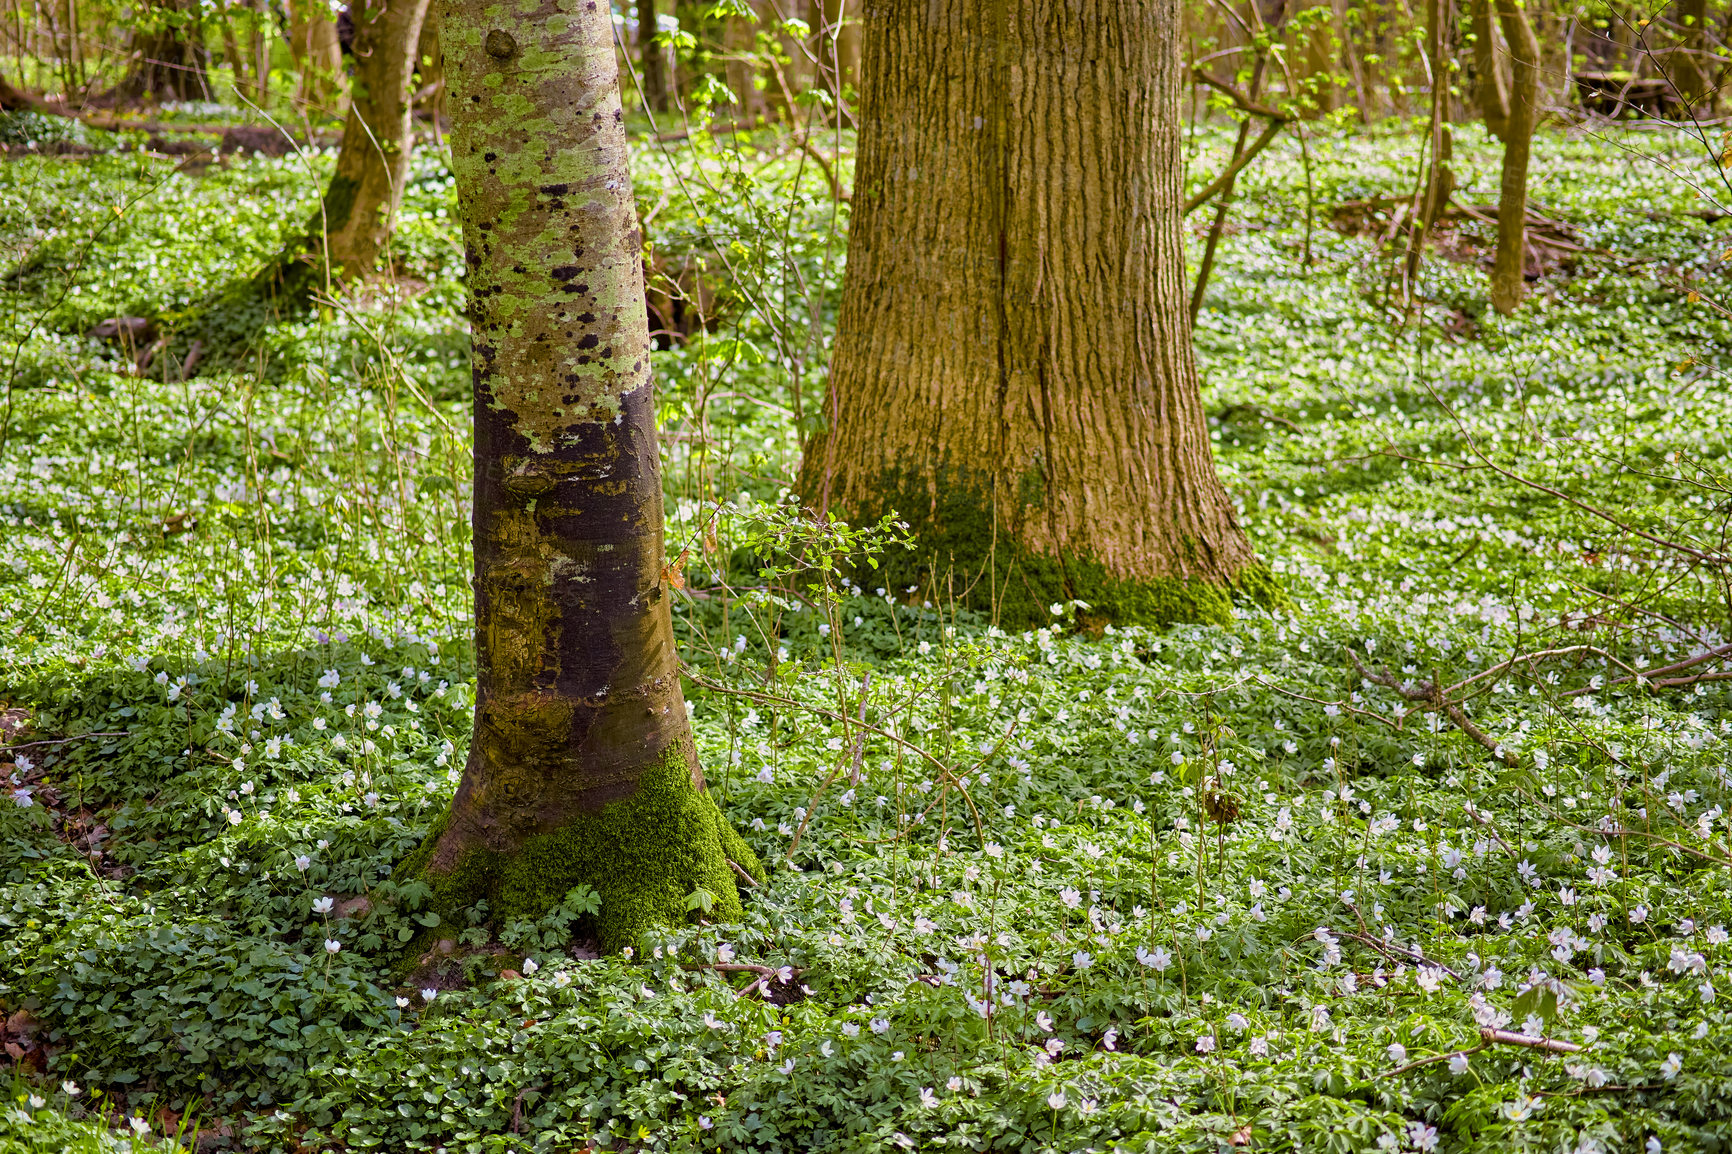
xmin=0 ymin=112 xmax=1731 ymax=1153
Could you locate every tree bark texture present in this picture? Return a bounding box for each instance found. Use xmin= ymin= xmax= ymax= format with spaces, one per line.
xmin=399 ymin=0 xmax=763 ymax=953
xmin=315 ymin=0 xmax=432 ymax=276
xmin=1490 ymin=0 xmax=1538 ymax=315
xmin=796 ymin=0 xmax=1273 ymax=631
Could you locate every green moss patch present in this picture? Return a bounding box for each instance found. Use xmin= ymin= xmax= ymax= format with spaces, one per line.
xmin=827 ymin=466 xmax=1284 ymax=630
xmin=403 ymin=744 xmax=766 ymax=954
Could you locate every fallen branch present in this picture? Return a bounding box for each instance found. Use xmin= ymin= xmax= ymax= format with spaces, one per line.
xmin=2 ymin=731 xmax=127 ymax=752
xmin=1480 ymin=1027 xmax=1581 ymax=1054
xmin=1381 ymin=1029 xmax=1580 ymax=1078
xmin=1343 ymin=930 xmax=1461 ymax=980
xmin=1348 ymin=651 xmax=1518 ymax=765
xmin=1381 ymin=1043 xmax=1484 ymax=1078
xmin=1247 ymin=674 xmax=1404 ymax=732
xmin=1462 ymin=800 xmax=1522 ymax=863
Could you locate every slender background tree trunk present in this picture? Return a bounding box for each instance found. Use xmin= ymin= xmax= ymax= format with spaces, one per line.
xmin=1674 ymin=0 xmax=1711 ymax=111
xmin=1471 ymin=0 xmax=1510 ymax=140
xmin=798 ymin=0 xmax=1270 ymax=630
xmin=401 ymin=0 xmax=761 ymax=953
xmin=637 ymin=0 xmax=673 ymax=113
xmin=315 ymin=0 xmax=431 ymax=277
xmin=1491 ymin=0 xmax=1538 ymax=314
xmin=113 ymin=0 xmax=210 ymax=101
xmin=287 ymin=0 xmax=347 ymax=114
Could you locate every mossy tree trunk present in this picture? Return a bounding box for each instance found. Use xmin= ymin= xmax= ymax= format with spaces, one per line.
xmin=401 ymin=0 xmax=763 ymax=954
xmin=309 ymin=0 xmax=432 ymax=278
xmin=796 ymin=0 xmax=1270 ymax=631
xmin=1490 ymin=0 xmax=1539 ymax=315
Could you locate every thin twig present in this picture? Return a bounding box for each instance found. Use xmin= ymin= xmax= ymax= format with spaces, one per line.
xmin=1342 ymin=931 xmax=1460 ymax=980
xmin=728 ymin=859 xmax=761 ymax=888
xmin=2 ymin=732 xmax=127 ymax=752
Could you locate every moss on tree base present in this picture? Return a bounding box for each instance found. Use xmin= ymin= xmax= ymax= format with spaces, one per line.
xmin=824 ymin=468 xmax=1285 ymax=631
xmin=397 ymin=745 xmax=766 ymax=954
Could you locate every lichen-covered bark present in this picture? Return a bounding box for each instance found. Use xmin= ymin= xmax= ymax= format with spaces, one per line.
xmin=1490 ymin=0 xmax=1539 ymax=316
xmin=316 ymin=0 xmax=432 ymax=277
xmin=405 ymin=0 xmax=761 ymax=954
xmin=797 ymin=0 xmax=1271 ymax=631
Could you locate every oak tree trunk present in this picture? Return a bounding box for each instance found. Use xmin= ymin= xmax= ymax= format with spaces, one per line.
xmin=314 ymin=0 xmax=431 ymax=277
xmin=1490 ymin=0 xmax=1538 ymax=314
xmin=797 ymin=0 xmax=1272 ymax=631
xmin=400 ymin=0 xmax=763 ymax=953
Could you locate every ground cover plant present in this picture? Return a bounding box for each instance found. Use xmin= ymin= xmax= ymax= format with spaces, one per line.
xmin=2 ymin=113 xmax=1732 ymax=1154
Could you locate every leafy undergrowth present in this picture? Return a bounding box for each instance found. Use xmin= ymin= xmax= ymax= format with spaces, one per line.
xmin=2 ymin=120 xmax=1732 ymax=1153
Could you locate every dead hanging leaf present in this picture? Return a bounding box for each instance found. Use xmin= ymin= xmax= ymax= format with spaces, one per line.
xmin=661 ymin=548 xmax=691 ymax=591
xmin=1229 ymin=1123 xmax=1254 ymax=1146
xmin=703 ymin=522 xmax=719 ymax=557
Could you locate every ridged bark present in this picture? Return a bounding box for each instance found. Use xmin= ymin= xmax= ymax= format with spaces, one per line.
xmin=402 ymin=0 xmax=761 ymax=954
xmin=797 ymin=0 xmax=1271 ymax=630
xmin=317 ymin=0 xmax=431 ymax=277
xmin=1490 ymin=0 xmax=1539 ymax=315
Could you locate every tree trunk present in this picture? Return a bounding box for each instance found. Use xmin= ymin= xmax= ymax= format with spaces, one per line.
xmin=637 ymin=0 xmax=673 ymax=113
xmin=400 ymin=0 xmax=763 ymax=954
xmin=1675 ymin=0 xmax=1710 ymax=111
xmin=1490 ymin=0 xmax=1538 ymax=314
xmin=818 ymin=0 xmax=858 ymax=114
xmin=222 ymin=6 xmax=249 ymax=96
xmin=313 ymin=0 xmax=431 ymax=277
xmin=113 ymin=0 xmax=211 ymax=101
xmin=1406 ymin=0 xmax=1455 ymax=285
xmin=796 ymin=0 xmax=1272 ymax=631
xmin=287 ymin=0 xmax=348 ymax=114
xmin=1471 ymin=0 xmax=1511 ymax=140
xmin=251 ymin=0 xmax=272 ymax=106
xmin=722 ymin=8 xmax=766 ymax=121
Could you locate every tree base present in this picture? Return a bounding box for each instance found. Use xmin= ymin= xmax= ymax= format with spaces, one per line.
xmin=819 ymin=468 xmax=1284 ymax=631
xmin=397 ymin=743 xmax=766 ymax=955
